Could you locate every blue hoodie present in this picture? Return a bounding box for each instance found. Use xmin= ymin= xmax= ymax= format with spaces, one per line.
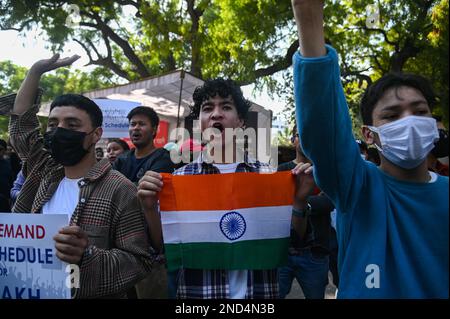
xmin=293 ymin=45 xmax=449 ymax=298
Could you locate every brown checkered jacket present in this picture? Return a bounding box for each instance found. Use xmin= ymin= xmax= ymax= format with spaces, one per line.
xmin=5 ymin=93 xmax=154 ymax=298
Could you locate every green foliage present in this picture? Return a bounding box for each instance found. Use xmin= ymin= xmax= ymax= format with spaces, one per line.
xmin=279 ymin=0 xmax=448 ymax=129
xmin=0 ymin=0 xmax=448 ymax=131
xmin=276 ymin=125 xmax=292 ymax=147
xmin=0 ymin=61 xmax=28 ymax=96
xmin=0 ymin=0 xmax=296 ymax=82
xmin=0 ymin=60 xmax=116 ymax=139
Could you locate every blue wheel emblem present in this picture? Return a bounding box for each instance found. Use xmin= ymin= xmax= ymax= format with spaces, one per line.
xmin=220 ymin=212 xmax=246 ymax=240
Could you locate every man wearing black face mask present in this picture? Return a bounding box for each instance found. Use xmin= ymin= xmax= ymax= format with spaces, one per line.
xmin=427 ymin=115 xmax=449 ymax=176
xmin=1 ymin=54 xmax=155 ymax=298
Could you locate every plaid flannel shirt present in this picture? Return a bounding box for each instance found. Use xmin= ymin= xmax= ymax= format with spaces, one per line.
xmin=2 ymin=93 xmax=154 ymax=298
xmin=171 ymin=153 xmax=279 ymax=299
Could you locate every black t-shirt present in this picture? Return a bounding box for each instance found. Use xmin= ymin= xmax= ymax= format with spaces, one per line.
xmin=113 ymin=148 xmax=175 ymax=184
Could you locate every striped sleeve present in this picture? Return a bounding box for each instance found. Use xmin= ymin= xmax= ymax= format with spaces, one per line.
xmin=8 ymin=90 xmax=49 ymax=173
xmin=0 ymin=93 xmax=16 ymax=115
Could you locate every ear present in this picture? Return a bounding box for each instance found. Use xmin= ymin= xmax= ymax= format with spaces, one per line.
xmin=93 ymin=127 xmax=103 ymax=144
xmin=237 ymin=118 xmax=245 ymax=129
xmin=361 ymin=126 xmax=375 ymax=145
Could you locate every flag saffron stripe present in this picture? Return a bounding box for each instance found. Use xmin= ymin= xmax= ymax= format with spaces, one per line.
xmin=159 ymin=171 xmax=295 ymax=211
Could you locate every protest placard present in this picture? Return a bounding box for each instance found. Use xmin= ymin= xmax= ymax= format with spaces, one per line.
xmin=0 ymin=213 xmax=71 ymax=299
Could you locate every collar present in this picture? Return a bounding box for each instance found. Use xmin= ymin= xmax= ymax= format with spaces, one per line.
xmin=194 ymin=151 xmax=258 ymax=174
xmin=81 ymin=158 xmax=112 ymax=183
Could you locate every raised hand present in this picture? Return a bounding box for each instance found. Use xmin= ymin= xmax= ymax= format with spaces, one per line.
xmin=292 ymin=162 xmax=316 ymax=204
xmin=30 ymin=53 xmax=81 ymax=75
xmin=13 ymin=53 xmax=80 ymax=115
xmin=291 ymin=0 xmax=326 ymax=57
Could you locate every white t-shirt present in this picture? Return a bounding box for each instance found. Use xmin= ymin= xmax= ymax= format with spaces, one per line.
xmin=214 ymin=163 xmax=247 ymax=299
xmin=42 ymin=177 xmax=81 ymax=220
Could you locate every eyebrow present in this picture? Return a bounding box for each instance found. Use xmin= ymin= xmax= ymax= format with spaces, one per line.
xmin=129 ymin=120 xmax=147 ymax=124
xmin=48 ymin=117 xmax=82 ymax=123
xmin=201 ymin=99 xmax=233 ymax=107
xmin=381 ymin=99 xmax=428 ymax=112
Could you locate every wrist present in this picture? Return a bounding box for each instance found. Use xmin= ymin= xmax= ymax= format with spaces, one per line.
xmin=293 ymin=198 xmax=308 ymax=209
xmin=292 ymin=203 xmax=311 ymax=218
xmin=29 ymin=65 xmax=45 ymax=77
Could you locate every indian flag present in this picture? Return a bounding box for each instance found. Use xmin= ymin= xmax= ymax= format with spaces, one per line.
xmin=159 ymin=171 xmax=295 ymax=271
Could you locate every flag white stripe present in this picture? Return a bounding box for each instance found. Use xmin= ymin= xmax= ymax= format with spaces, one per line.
xmin=161 ymin=205 xmax=292 ymax=244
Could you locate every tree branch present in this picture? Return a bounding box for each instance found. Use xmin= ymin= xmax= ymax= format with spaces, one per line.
xmin=363 ymin=26 xmax=398 ymax=47
xmin=238 ymin=40 xmax=299 ymax=86
xmin=0 ymin=19 xmax=34 ymax=32
xmin=389 ymin=0 xmax=434 ymax=72
xmin=186 ymin=0 xmax=208 ymax=77
xmin=80 ymin=10 xmax=150 ymax=78
xmin=341 ymin=68 xmax=373 ymax=87
xmin=371 ymin=54 xmax=388 ymax=74
xmin=73 ymin=38 xmax=131 ymax=81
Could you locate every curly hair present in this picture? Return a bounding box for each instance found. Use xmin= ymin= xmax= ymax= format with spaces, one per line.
xmin=190 ymin=78 xmax=251 ymax=121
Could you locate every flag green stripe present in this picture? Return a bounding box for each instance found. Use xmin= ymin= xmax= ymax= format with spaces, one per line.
xmin=164 ymin=238 xmax=289 ymax=272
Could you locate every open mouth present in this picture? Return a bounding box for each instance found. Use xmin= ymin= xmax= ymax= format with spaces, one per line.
xmin=211 ymin=123 xmax=224 ymax=133
xmin=131 ymin=132 xmax=141 ymax=140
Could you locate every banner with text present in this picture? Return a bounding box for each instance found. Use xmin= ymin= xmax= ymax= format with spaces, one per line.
xmin=0 ymin=213 xmax=70 ymax=299
xmin=94 ymin=99 xmax=141 ymax=138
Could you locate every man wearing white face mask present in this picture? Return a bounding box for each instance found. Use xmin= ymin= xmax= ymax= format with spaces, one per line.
xmin=291 ymin=0 xmax=448 ymax=298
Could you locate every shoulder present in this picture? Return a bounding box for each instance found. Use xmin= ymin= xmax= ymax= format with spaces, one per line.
xmin=112 ymin=151 xmax=131 ymax=171
xmin=103 ymin=169 xmax=138 ymax=194
xmin=142 ymin=148 xmax=175 ymax=173
xmin=151 ymin=148 xmax=171 ymax=160
xmin=116 ymin=149 xmax=134 ymax=162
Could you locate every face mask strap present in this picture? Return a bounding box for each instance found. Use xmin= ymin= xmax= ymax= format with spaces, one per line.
xmin=364 ymin=125 xmax=382 ymax=151
xmin=85 ymin=127 xmax=100 ymax=153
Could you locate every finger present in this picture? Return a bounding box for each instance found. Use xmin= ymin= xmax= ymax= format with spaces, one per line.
xmin=138 ymin=179 xmax=163 ymax=191
xmin=48 ymin=53 xmax=60 ymax=64
xmin=55 ymin=242 xmax=84 ymax=256
xmin=139 ymin=174 xmax=163 ymax=185
xmin=138 ymin=173 xmax=163 ymax=186
xmin=54 ymin=233 xmax=86 ymax=247
xmin=291 ymin=162 xmax=306 ymax=175
xmin=137 ymin=189 xmax=158 ymax=199
xmin=143 ymin=171 xmax=162 ymax=180
xmin=304 ymin=166 xmax=314 ymax=174
xmin=54 ymin=55 xmax=81 ymax=68
xmin=59 ymin=225 xmax=86 ymax=238
xmin=55 ymin=251 xmax=80 ymax=264
xmin=297 ymin=163 xmax=312 ymax=174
